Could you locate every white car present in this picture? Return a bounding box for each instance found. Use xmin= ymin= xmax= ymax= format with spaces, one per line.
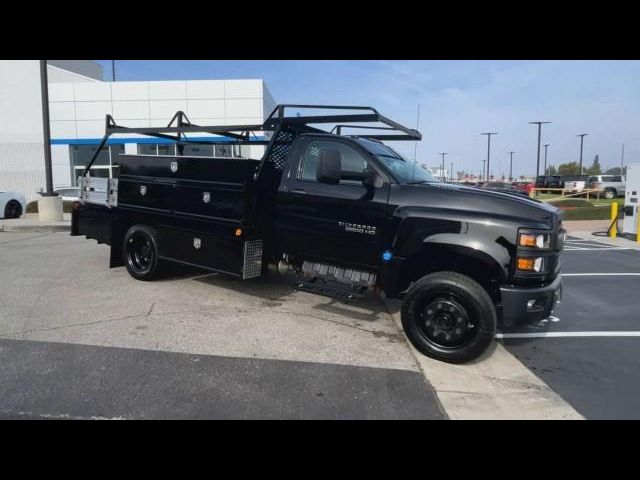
xmin=54 ymin=186 xmax=81 ymax=202
xmin=564 ymin=180 xmax=586 ymax=193
xmin=0 ymin=191 xmax=26 ymax=219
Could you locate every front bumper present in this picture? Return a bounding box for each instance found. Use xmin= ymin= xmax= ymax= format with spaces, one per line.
xmin=499 ymin=274 xmax=562 ymax=328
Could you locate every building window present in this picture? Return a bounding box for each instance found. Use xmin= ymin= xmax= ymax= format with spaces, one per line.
xmin=215 ymin=145 xmax=232 ymax=158
xmin=70 ymin=144 xmax=124 ymax=185
xmin=137 ymin=143 xmax=177 ymax=156
xmin=182 ymin=144 xmax=214 ymax=157
xmin=138 ymin=144 xmax=157 ymax=155
xmin=157 ymin=144 xmax=175 ymax=156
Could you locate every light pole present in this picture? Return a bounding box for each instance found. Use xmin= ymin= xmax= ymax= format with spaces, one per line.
xmin=439 ymin=152 xmax=448 ymax=182
xmin=543 ymin=143 xmax=550 ymax=176
xmin=481 ymin=132 xmax=498 ymax=181
xmin=412 ymin=104 xmax=420 ymax=181
xmin=529 ymin=121 xmax=551 ymax=179
xmin=39 ymin=60 xmax=54 ymax=197
xmin=577 ymin=133 xmax=589 ymax=174
xmin=450 ymin=162 xmax=454 ymax=181
xmin=482 ymin=160 xmax=486 ymax=181
xmin=112 ymin=60 xmax=116 ymax=81
xmin=508 ymin=151 xmax=515 ymax=182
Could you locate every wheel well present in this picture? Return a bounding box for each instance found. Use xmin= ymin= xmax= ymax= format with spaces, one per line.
xmin=4 ymin=199 xmax=22 ymax=215
xmin=402 ymin=245 xmax=503 ymax=302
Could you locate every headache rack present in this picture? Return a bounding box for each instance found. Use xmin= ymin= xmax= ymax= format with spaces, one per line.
xmin=81 ymin=104 xmax=422 ymax=176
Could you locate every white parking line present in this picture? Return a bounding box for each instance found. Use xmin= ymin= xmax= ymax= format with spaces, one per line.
xmin=564 ymin=247 xmax=632 ymax=251
xmin=562 ymin=273 xmax=640 ymax=276
xmin=565 ymin=241 xmax=612 ymax=247
xmin=497 ymin=331 xmax=640 ymax=339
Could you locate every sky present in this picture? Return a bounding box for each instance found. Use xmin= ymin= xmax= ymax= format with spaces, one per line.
xmin=95 ymin=60 xmax=640 ymax=178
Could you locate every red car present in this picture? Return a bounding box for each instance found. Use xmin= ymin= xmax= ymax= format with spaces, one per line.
xmin=513 ymin=181 xmax=535 ymax=195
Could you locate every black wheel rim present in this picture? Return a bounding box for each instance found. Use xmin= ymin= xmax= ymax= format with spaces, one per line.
xmin=417 ymin=293 xmax=477 ymax=349
xmin=126 ymin=234 xmax=154 ymax=274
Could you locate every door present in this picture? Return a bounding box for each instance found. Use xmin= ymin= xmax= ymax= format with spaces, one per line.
xmin=276 ymin=137 xmax=389 ymax=268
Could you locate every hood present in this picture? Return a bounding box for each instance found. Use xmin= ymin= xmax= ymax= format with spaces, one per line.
xmin=389 ymin=182 xmax=559 ymax=227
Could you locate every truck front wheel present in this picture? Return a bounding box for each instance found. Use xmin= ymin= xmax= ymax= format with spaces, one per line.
xmin=401 ymin=271 xmax=496 ymax=364
xmin=123 ymin=225 xmax=160 ymax=281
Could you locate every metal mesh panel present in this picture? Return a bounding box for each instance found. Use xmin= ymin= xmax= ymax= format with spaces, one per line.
xmin=265 ymin=131 xmax=294 ymax=170
xmin=242 ymin=240 xmax=264 ymax=279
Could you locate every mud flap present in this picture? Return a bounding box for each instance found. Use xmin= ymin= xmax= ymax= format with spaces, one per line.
xmin=109 ymin=216 xmax=126 ymax=268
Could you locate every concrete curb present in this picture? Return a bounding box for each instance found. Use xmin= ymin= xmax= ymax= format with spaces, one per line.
xmin=383 ymin=298 xmax=584 ymax=420
xmin=0 ymin=223 xmax=71 ymax=233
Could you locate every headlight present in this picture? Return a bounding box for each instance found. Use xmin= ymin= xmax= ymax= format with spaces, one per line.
xmin=518 ymin=232 xmax=551 ymax=249
xmin=517 ymin=256 xmax=544 ymax=272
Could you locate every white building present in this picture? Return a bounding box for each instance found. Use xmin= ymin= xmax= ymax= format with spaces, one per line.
xmin=0 ymin=60 xmax=276 ymax=203
xmin=427 ymin=165 xmax=448 ymax=180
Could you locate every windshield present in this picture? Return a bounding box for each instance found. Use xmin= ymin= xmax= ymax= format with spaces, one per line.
xmin=357 ymin=138 xmax=438 ymax=184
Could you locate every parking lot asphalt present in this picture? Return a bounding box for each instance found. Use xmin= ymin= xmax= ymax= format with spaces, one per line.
xmin=0 ymin=231 xmax=444 ymax=419
xmin=500 ymin=236 xmax=640 ymax=419
xmin=2 ymin=230 xmax=638 ymax=419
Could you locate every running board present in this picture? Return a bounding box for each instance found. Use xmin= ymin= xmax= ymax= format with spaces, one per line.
xmin=296 ymin=280 xmax=367 ymax=300
xmin=301 ymin=260 xmax=376 ymax=287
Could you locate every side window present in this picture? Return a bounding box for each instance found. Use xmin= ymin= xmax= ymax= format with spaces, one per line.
xmin=611 ymin=176 xmax=622 ymax=182
xmin=299 ymin=140 xmax=368 ymax=185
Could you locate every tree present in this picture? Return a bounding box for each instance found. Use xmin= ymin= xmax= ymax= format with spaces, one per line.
xmin=557 ymin=162 xmax=581 ymax=175
xmin=586 ymin=155 xmax=602 ymax=175
xmin=547 ymin=165 xmax=558 ymax=175
xmin=605 ymin=167 xmax=622 ymax=175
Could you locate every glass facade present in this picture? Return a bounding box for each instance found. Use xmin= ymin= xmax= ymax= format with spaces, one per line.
xmin=70 ymin=144 xmax=124 ymax=185
xmin=136 ymin=143 xmax=249 ymax=159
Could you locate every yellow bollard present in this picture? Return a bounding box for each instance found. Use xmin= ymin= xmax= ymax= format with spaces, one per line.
xmin=610 ymin=202 xmax=618 ymax=238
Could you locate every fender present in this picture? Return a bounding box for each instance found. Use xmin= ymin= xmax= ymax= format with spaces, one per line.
xmin=381 ymin=206 xmax=525 ymax=297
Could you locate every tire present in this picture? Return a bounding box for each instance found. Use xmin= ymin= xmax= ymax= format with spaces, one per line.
xmin=4 ymin=200 xmax=22 ymax=219
xmin=401 ymin=271 xmax=496 ymax=364
xmin=604 ymin=188 xmax=616 ymax=200
xmin=123 ymin=225 xmax=161 ymax=281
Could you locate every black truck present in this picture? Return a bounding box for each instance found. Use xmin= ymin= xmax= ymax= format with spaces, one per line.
xmin=72 ymin=105 xmax=564 ymax=363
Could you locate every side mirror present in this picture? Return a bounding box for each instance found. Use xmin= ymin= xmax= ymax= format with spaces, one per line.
xmin=317 ymin=148 xmax=341 ymax=184
xmin=363 ymin=169 xmax=384 ymax=189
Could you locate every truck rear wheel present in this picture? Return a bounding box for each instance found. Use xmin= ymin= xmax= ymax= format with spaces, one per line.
xmin=401 ymin=271 xmax=496 ymax=364
xmin=123 ymin=225 xmax=160 ymax=281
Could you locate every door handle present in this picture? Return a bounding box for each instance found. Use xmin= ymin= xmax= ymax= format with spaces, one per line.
xmin=290 ymin=188 xmax=307 ymax=195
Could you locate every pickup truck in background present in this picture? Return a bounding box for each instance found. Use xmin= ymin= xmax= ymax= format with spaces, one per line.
xmin=586 ymin=175 xmax=626 ymax=199
xmin=72 ymin=105 xmax=565 ymax=364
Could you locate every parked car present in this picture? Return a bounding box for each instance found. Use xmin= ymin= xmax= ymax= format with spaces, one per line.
xmin=514 ymin=181 xmax=535 ymax=195
xmin=54 ymin=186 xmax=81 ymax=201
xmin=481 ymin=182 xmax=530 ymax=198
xmin=586 ymin=175 xmax=626 ymax=199
xmin=535 ymin=175 xmax=562 ymax=193
xmin=559 ymin=175 xmax=588 ymax=192
xmin=0 ymin=191 xmax=26 ymax=219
